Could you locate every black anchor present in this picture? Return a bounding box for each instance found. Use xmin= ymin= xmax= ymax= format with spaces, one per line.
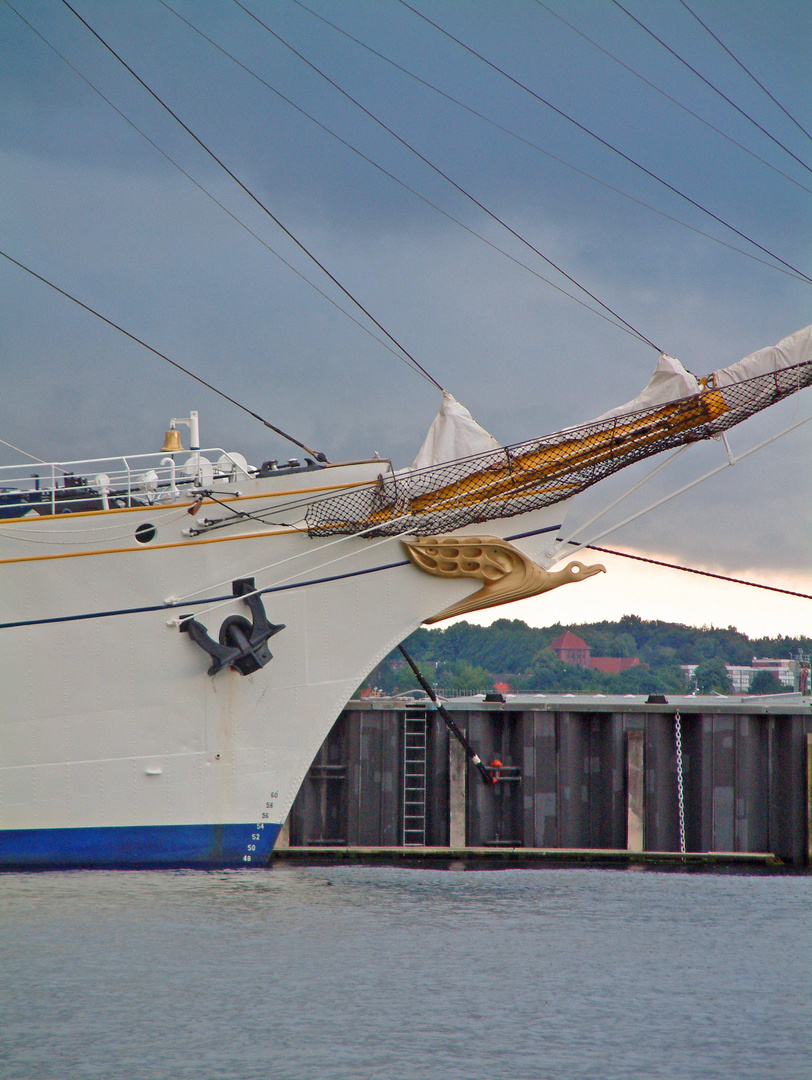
xmin=180 ymin=578 xmax=285 ymax=676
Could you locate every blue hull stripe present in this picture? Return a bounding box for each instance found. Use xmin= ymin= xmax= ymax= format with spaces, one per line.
xmin=0 ymin=822 xmax=281 ymax=870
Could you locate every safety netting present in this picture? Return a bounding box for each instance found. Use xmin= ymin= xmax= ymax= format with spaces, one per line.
xmin=305 ymin=358 xmax=812 ymax=538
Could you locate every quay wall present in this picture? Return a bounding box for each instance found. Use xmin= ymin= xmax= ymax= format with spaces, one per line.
xmin=284 ymin=695 xmax=812 ymax=866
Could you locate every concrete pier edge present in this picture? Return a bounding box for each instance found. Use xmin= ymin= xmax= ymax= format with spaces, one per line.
xmin=271 ymin=846 xmax=787 ymax=872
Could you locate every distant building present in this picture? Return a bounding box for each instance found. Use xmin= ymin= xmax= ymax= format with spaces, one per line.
xmin=550 ymin=631 xmax=641 ymax=673
xmin=589 ymin=656 xmax=642 ymax=675
xmin=680 ymin=658 xmax=798 ymax=693
xmin=751 ymin=658 xmax=795 ymax=688
xmin=726 ymin=665 xmax=755 ymax=693
xmin=550 ymin=631 xmax=592 ymax=666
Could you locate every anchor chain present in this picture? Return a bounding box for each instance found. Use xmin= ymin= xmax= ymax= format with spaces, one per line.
xmin=674 ymin=710 xmax=686 ymax=854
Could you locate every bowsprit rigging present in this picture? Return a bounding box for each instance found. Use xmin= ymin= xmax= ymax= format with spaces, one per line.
xmin=304 ymin=326 xmax=812 ymax=538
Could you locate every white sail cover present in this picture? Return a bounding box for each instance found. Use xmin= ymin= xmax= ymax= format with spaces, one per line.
xmin=711 ymin=323 xmax=812 ymax=386
xmin=411 ymin=390 xmax=500 ymax=469
xmin=595 ymin=323 xmax=812 ymax=421
xmin=595 ymin=353 xmax=700 ymax=421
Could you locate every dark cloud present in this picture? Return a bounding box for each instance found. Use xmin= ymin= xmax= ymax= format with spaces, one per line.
xmin=1 ymin=0 xmax=810 ymax=595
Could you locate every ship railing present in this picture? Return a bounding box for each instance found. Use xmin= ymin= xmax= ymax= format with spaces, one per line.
xmin=0 ymin=446 xmax=252 ymax=518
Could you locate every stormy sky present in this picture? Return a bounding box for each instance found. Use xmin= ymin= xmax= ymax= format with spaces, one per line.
xmin=1 ymin=0 xmax=810 ymax=635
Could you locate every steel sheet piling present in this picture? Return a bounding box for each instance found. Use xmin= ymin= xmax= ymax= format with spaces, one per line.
xmin=283 ymin=695 xmax=811 ymax=867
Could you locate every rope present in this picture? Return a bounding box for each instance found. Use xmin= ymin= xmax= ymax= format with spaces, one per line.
xmin=3 ymin=0 xmax=438 ymax=385
xmin=169 ymin=507 xmax=411 ymax=603
xmin=60 ymin=0 xmax=442 ymax=393
xmin=612 ymin=0 xmax=812 ymax=175
xmin=292 ymin=0 xmax=810 ymax=280
xmin=186 ymin=530 xmax=406 ymax=623
xmin=235 ymin=0 xmax=659 ymax=351
xmin=586 ymin=545 xmax=812 ymax=602
xmin=0 ymin=247 xmax=327 ymax=462
xmin=397 ymin=0 xmax=812 ymax=285
xmin=0 ymin=506 xmax=189 ymax=545
xmin=398 ymin=644 xmax=493 ymax=784
xmin=159 ymin=0 xmax=651 ymax=340
xmin=677 ymin=0 xmax=812 ymax=145
xmin=0 ymin=436 xmax=51 ymax=465
xmin=531 ymin=0 xmax=812 ymax=197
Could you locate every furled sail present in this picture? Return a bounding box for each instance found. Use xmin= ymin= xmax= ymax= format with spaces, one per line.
xmin=709 ymin=323 xmax=812 ymax=386
xmin=410 ymin=390 xmax=500 ymax=469
xmin=306 ymin=325 xmax=812 ymax=537
xmin=593 ymin=353 xmax=699 ymax=421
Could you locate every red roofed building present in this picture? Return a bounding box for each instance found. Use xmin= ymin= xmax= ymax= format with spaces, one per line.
xmin=550 ymin=631 xmax=591 ymax=667
xmin=551 ymin=630 xmax=641 ymax=673
xmin=589 ymin=656 xmax=641 ymax=675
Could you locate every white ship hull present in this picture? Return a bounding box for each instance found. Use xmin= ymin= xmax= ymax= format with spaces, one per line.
xmin=0 ymin=457 xmax=563 ymax=868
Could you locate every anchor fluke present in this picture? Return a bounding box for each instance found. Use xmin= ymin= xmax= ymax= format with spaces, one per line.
xmin=180 ymin=578 xmax=285 ymax=676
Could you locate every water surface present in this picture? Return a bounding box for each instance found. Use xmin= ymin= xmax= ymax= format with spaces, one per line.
xmin=1 ymin=867 xmax=809 ymax=1079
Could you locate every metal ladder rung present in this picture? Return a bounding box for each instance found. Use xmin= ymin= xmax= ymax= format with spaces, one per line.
xmin=403 ymin=709 xmax=428 ymax=846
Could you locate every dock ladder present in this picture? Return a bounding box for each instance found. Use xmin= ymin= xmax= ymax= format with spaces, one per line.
xmin=402 ymin=708 xmax=428 ymax=845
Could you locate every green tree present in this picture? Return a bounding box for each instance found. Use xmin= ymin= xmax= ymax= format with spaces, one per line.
xmin=694 ymin=657 xmax=733 ymax=694
xmin=436 ymin=658 xmax=493 ymax=694
xmin=749 ymin=669 xmax=787 ymax=695
xmin=517 ymin=652 xmax=602 ymax=693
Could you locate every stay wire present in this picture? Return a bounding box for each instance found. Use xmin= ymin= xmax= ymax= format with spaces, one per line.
xmin=234 ymin=0 xmax=659 ymax=351
xmin=396 ymin=0 xmax=812 ymax=286
xmin=291 ymin=0 xmax=809 ymax=281
xmin=677 ymin=0 xmax=812 ymax=145
xmin=2 ymin=0 xmax=433 ymax=388
xmin=610 ymin=0 xmax=812 ymax=176
xmin=397 ymin=644 xmax=494 ymax=785
xmin=158 ymin=0 xmax=638 ymax=339
xmin=58 ymin=0 xmax=443 ymax=393
xmin=532 ymin=0 xmax=812 ymax=197
xmin=0 ymin=247 xmax=328 ymax=461
xmin=584 ymin=544 xmax=812 ymax=602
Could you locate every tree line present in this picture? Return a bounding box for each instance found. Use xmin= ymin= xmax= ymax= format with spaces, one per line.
xmin=361 ymin=616 xmax=810 ymax=696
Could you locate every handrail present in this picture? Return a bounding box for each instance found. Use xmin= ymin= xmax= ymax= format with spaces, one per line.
xmin=0 ymin=446 xmax=244 ymax=517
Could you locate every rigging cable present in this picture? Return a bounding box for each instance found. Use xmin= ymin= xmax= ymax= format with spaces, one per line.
xmin=233 ymin=0 xmax=659 ymax=351
xmin=156 ymin=0 xmax=643 ymax=339
xmin=396 ymin=0 xmax=812 ymax=285
xmin=530 ymin=0 xmax=812 ymax=196
xmin=1 ymin=0 xmax=439 ymax=388
xmin=0 ymin=247 xmax=328 ymax=462
xmin=585 ymin=544 xmax=812 ymax=603
xmin=59 ymin=0 xmax=443 ymax=392
xmin=609 ymin=0 xmax=812 ymax=176
xmin=677 ymin=0 xmax=812 ymax=145
xmin=398 ymin=644 xmax=494 ymax=785
xmin=290 ymin=0 xmax=809 ymax=280
xmin=0 ymin=437 xmax=53 ymax=466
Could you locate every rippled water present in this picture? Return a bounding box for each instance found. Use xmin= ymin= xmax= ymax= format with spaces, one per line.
xmin=0 ymin=866 xmax=809 ymax=1079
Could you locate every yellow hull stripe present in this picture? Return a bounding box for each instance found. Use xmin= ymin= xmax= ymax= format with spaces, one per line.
xmin=0 ymin=525 xmax=311 ymax=567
